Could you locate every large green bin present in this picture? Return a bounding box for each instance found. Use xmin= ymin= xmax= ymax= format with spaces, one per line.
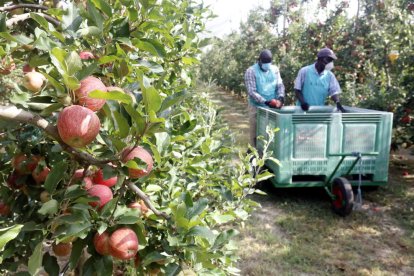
xmin=256 ymin=106 xmax=393 ymax=188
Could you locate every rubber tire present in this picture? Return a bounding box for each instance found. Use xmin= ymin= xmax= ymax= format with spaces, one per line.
xmin=331 ymin=177 xmax=354 ymax=217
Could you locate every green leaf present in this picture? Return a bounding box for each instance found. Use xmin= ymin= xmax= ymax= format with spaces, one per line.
xmin=136 ymin=40 xmax=159 ymax=56
xmin=63 ymin=74 xmax=80 ymax=90
xmin=141 ymin=251 xmax=167 ymax=266
xmin=100 ymin=197 xmax=119 ymax=217
xmin=140 ymin=38 xmax=166 ymax=57
xmin=76 ymin=26 xmax=102 ymax=37
xmin=212 ymin=229 xmax=239 ymax=250
xmin=187 ymin=226 xmax=215 ymax=243
xmin=42 ymin=74 xmax=65 ymax=95
xmin=43 ymin=253 xmax=59 ymax=276
xmin=116 ymin=215 xmax=139 ymax=224
xmin=28 ymin=242 xmax=43 ymax=275
xmin=91 ymin=0 xmax=113 ymax=17
xmin=64 ymin=185 xmax=87 ymax=200
xmin=33 ymin=32 xmax=60 ymax=51
xmin=187 ymin=198 xmax=208 ymax=219
xmin=89 ymin=90 xmax=132 ymax=104
xmin=30 ymin=13 xmax=51 ymax=31
xmin=113 ymin=110 xmax=129 ymax=138
xmin=212 ymin=214 xmax=234 ymax=224
xmin=69 ymin=238 xmax=87 ymax=270
xmin=38 ymin=199 xmax=59 ymax=216
xmin=40 ymin=103 xmax=64 ymax=117
xmin=0 ymin=32 xmax=33 ymax=44
xmin=87 ymin=0 xmax=104 ymax=30
xmin=61 ymin=2 xmax=82 ymax=32
xmin=66 ymin=51 xmax=83 ymax=76
xmin=257 ymin=171 xmax=274 ymax=182
xmin=165 ymin=263 xmax=181 ymax=276
xmin=0 ymin=225 xmax=23 ymax=252
xmin=44 ymin=161 xmax=68 ymax=194
xmin=75 ymin=61 xmax=99 ymax=81
xmin=268 ymin=157 xmax=282 ymax=167
xmin=143 ymin=86 xmax=162 ymax=113
xmin=145 ymin=184 xmax=162 ymax=193
xmin=50 ymin=48 xmax=68 ymax=74
xmin=123 ymin=104 xmax=145 ymax=134
xmin=159 ymin=91 xmax=188 ymax=113
xmin=0 ymin=13 xmax=6 ymax=32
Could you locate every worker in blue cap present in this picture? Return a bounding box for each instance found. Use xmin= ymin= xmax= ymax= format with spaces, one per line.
xmin=245 ymin=49 xmax=285 ymax=147
xmin=294 ymin=47 xmax=345 ymax=112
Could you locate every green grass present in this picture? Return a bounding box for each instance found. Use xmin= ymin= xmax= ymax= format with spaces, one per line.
xmin=237 ymin=162 xmax=414 ymax=276
xmin=204 ymin=85 xmax=414 ymax=275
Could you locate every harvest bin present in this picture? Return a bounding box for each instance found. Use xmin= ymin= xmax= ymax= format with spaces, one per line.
xmin=256 ymin=106 xmax=393 ymax=188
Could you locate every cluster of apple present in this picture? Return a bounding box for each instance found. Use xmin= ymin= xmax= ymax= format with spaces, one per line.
xmin=0 ymin=153 xmax=51 ymax=216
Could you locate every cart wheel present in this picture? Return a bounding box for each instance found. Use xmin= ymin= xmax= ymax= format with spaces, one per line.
xmin=331 ymin=177 xmax=354 ymax=217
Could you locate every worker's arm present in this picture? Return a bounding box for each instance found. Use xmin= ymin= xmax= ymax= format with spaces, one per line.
xmin=294 ymin=67 xmax=309 ymax=111
xmin=245 ymin=68 xmax=266 ymax=104
xmin=329 ymin=74 xmax=345 ymax=112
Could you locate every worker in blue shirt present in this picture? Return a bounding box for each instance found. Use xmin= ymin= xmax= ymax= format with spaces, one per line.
xmin=294 ymin=47 xmax=345 ymax=112
xmin=245 ymin=49 xmax=285 ymax=147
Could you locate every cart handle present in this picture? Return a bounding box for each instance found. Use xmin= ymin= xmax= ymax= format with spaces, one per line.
xmin=324 ymin=151 xmax=379 ymax=194
xmin=329 ymin=152 xmax=379 ymax=157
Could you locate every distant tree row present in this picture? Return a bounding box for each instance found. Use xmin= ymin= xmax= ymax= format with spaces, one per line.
xmin=200 ymin=0 xmax=414 ymax=149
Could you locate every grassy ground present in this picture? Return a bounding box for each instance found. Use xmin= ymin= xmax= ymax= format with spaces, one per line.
xmin=207 ymin=88 xmax=414 ymax=276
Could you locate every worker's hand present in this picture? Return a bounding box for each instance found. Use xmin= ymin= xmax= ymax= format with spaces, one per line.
xmin=301 ymin=102 xmax=309 ymax=111
xmin=265 ymin=99 xmax=280 ymax=108
xmin=336 ymin=102 xmax=346 ymax=113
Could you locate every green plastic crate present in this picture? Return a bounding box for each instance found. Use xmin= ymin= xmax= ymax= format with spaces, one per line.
xmin=256 ymin=106 xmax=393 ymax=187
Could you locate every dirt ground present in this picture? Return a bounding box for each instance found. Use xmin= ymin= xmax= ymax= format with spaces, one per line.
xmin=207 ymin=88 xmax=414 ymax=276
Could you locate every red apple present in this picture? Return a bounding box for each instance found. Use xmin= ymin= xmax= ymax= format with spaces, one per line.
xmin=92 ymin=169 xmax=117 ymax=187
xmin=52 ymin=242 xmax=72 ymax=257
xmin=401 ymin=115 xmax=411 ymax=124
xmin=87 ymin=184 xmax=113 ymax=208
xmin=121 ymin=146 xmax=154 ymax=178
xmin=93 ymin=231 xmax=111 ymax=256
xmin=0 ymin=201 xmax=11 ymax=216
xmin=79 ymin=51 xmax=95 ymax=60
xmin=32 ymin=166 xmax=50 ymax=184
xmin=7 ymin=171 xmax=25 ymax=189
xmin=57 ymin=105 xmax=101 ymax=148
xmin=83 ymin=176 xmax=94 ymax=189
xmin=109 ymin=227 xmax=139 ymax=260
xmin=74 ymin=76 xmax=107 ymax=111
xmin=22 ymin=71 xmax=45 ymax=93
xmin=12 ymin=154 xmax=40 ymax=175
xmin=73 ymin=169 xmax=85 ymax=179
xmin=402 ymin=171 xmax=409 ymax=176
xmin=22 ymin=64 xmax=35 ymax=73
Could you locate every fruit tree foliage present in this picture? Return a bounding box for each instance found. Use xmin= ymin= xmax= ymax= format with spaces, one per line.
xmin=0 ymin=0 xmax=259 ymax=275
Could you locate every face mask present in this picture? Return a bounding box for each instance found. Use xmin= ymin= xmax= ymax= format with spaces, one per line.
xmin=325 ymin=61 xmax=334 ymax=71
xmin=261 ymin=62 xmax=271 ymax=71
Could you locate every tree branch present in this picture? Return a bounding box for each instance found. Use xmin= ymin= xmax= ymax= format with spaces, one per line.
xmin=0 ymin=4 xmax=48 ymax=12
xmin=126 ymin=182 xmax=169 ymax=219
xmin=6 ymin=13 xmax=60 ymax=27
xmin=0 ymin=105 xmax=113 ymax=166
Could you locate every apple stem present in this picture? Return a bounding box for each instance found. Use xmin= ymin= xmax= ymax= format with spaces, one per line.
xmin=126 ymin=181 xmax=169 ymax=219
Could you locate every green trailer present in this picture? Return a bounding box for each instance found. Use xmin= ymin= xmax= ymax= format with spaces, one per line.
xmin=256 ymin=105 xmax=393 ymax=216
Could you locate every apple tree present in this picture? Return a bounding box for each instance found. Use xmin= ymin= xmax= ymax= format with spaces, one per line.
xmin=0 ymin=0 xmax=261 ymax=275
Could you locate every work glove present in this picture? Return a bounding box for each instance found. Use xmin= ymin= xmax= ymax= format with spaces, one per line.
xmin=300 ymin=102 xmax=309 ymax=111
xmin=265 ymin=99 xmax=282 ymax=108
xmin=336 ymin=102 xmax=346 ymax=113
